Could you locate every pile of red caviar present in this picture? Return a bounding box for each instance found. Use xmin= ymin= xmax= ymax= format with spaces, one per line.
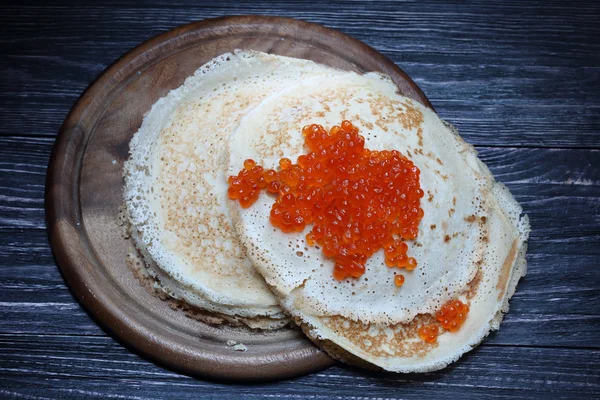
xmin=418 ymin=299 xmax=470 ymax=343
xmin=228 ymin=121 xmax=424 ymax=281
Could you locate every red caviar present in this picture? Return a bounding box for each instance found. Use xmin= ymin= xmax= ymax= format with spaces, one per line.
xmin=228 ymin=121 xmax=424 ymax=281
xmin=418 ymin=324 xmax=439 ymax=344
xmin=418 ymin=299 xmax=470 ymax=343
xmin=394 ymin=274 xmax=405 ymax=287
xmin=436 ymin=299 xmax=469 ymax=332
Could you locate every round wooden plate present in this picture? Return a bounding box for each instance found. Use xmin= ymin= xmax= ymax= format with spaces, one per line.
xmin=45 ymin=16 xmax=433 ymax=382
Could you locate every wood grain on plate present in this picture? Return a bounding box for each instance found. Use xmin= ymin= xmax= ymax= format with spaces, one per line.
xmin=44 ymin=16 xmax=434 ymax=381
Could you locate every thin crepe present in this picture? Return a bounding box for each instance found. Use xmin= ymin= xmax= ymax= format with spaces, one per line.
xmin=124 ymin=51 xmax=338 ymax=328
xmin=227 ymin=72 xmax=529 ymax=368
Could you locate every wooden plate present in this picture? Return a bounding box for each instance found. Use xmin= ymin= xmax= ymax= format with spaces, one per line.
xmin=45 ymin=16 xmax=432 ymax=382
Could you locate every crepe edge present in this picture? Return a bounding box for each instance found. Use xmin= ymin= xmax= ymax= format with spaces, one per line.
xmin=120 ymin=204 xmax=290 ymax=330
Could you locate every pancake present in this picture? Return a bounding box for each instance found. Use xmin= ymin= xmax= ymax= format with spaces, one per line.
xmin=123 ymin=50 xmax=339 ymax=329
xmin=226 ymin=71 xmax=530 ymax=368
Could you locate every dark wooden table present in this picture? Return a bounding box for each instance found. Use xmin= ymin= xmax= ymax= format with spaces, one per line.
xmin=1 ymin=1 xmax=599 ymax=398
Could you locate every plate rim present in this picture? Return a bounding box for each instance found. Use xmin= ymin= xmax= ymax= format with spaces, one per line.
xmin=45 ymin=15 xmax=433 ymax=382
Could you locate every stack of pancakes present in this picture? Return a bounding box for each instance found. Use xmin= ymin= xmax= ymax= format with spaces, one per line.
xmin=124 ymin=51 xmax=529 ymax=372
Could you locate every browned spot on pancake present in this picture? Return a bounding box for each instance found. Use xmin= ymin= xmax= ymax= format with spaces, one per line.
xmin=442 ymin=221 xmax=448 ymax=231
xmin=340 ymin=109 xmax=349 ymax=121
xmin=406 ymin=149 xmax=412 ymax=158
xmin=427 ymin=191 xmax=434 ymax=202
xmin=436 ymin=158 xmax=443 ymax=165
xmin=465 ymin=215 xmax=477 ymax=223
xmin=481 ymin=216 xmax=487 ymax=223
xmin=444 ymin=235 xmax=451 ymax=243
xmin=452 ymin=197 xmax=456 ymax=206
xmin=482 ymin=236 xmax=489 ymax=242
xmin=315 ymin=111 xmax=325 ymax=118
xmin=414 ymin=242 xmax=422 ymax=247
xmin=368 ymin=96 xmax=423 ymax=134
xmin=452 ymin=232 xmax=459 ymax=238
xmin=354 ymin=116 xmax=383 ymax=137
xmin=465 ymin=268 xmax=483 ymax=300
xmin=448 ymin=208 xmax=455 ymax=217
xmin=430 ymin=224 xmax=437 ymax=230
xmin=414 ymin=148 xmax=424 ymax=155
xmin=321 ymin=313 xmax=438 ymax=358
xmin=417 ymin=127 xmax=424 ymax=147
xmin=401 ymin=100 xmax=424 ymax=130
xmin=442 ymin=174 xmax=449 ymax=181
xmin=496 ymin=238 xmax=519 ymax=300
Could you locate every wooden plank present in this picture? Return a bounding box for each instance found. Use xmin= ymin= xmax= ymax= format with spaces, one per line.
xmin=1 ymin=228 xmax=598 ymax=347
xmin=0 ymin=137 xmax=52 ymax=229
xmin=1 ymin=1 xmax=599 ymax=397
xmin=0 ymin=2 xmax=598 ymax=147
xmin=1 ymin=136 xmax=599 ymax=229
xmin=0 ymin=334 xmax=598 ymax=399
